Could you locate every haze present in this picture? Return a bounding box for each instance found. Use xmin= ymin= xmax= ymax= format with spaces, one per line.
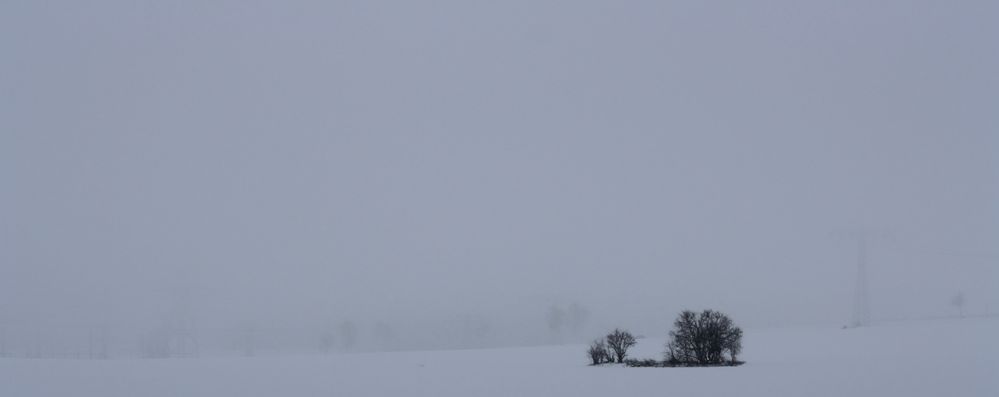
xmin=2 ymin=0 xmax=996 ymax=356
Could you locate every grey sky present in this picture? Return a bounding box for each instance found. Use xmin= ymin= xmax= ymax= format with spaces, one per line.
xmin=2 ymin=1 xmax=996 ymax=352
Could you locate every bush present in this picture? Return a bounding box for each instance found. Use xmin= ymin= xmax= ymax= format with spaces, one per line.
xmin=665 ymin=310 xmax=743 ymax=366
xmin=586 ymin=328 xmax=638 ymax=365
xmin=586 ymin=339 xmax=613 ymax=365
xmin=624 ymin=358 xmax=661 ymax=367
xmin=605 ymin=329 xmax=637 ymax=363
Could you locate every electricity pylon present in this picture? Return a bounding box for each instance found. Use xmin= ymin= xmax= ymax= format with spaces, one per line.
xmin=852 ymin=235 xmax=871 ymax=327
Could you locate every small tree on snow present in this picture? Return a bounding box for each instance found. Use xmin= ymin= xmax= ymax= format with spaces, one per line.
xmin=319 ymin=329 xmax=335 ymax=354
xmin=951 ymin=292 xmax=966 ymax=317
xmin=339 ymin=321 xmax=357 ymax=351
xmin=587 ymin=339 xmax=612 ymax=365
xmin=547 ymin=306 xmax=566 ymax=343
xmin=567 ymin=303 xmax=590 ymax=337
xmin=666 ymin=310 xmax=743 ymax=365
xmin=605 ymin=329 xmax=637 ymax=363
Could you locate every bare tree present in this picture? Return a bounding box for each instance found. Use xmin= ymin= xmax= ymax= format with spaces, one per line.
xmin=339 ymin=321 xmax=357 ymax=352
xmin=547 ymin=306 xmax=566 ymax=343
xmin=0 ymin=325 xmax=8 ymax=357
xmin=88 ymin=326 xmax=108 ymax=359
xmin=457 ymin=314 xmax=492 ymax=348
xmin=666 ymin=310 xmax=743 ymax=365
xmin=586 ymin=338 xmax=612 ymax=365
xmin=372 ymin=321 xmax=396 ymax=351
xmin=239 ymin=323 xmax=256 ymax=357
xmin=567 ymin=303 xmax=590 ymax=338
xmin=605 ymin=328 xmax=637 ymax=363
xmin=319 ymin=329 xmax=335 ymax=355
xmin=951 ymin=292 xmax=966 ymax=317
xmin=725 ymin=327 xmax=743 ymax=362
xmin=139 ymin=327 xmax=170 ymax=358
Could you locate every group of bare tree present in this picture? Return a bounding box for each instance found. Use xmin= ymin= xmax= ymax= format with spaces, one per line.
xmin=587 ymin=328 xmax=637 ymax=365
xmin=588 ymin=310 xmax=743 ymax=367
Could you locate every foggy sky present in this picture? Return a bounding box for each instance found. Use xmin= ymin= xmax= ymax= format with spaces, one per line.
xmin=2 ymin=1 xmax=997 ymax=353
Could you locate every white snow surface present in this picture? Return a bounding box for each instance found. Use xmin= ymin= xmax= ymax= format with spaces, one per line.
xmin=2 ymin=318 xmax=996 ymax=396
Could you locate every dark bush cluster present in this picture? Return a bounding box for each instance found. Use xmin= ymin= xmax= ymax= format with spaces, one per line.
xmin=587 ymin=339 xmax=612 ymax=365
xmin=587 ymin=328 xmax=636 ymax=365
xmin=587 ymin=310 xmax=743 ymax=368
xmin=605 ymin=328 xmax=637 ymax=363
xmin=623 ymin=358 xmax=661 ymax=367
xmin=666 ymin=310 xmax=743 ymax=366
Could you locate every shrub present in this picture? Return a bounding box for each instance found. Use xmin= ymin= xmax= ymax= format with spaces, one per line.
xmin=586 ymin=339 xmax=613 ymax=365
xmin=605 ymin=328 xmax=637 ymax=363
xmin=665 ymin=310 xmax=743 ymax=366
xmin=624 ymin=358 xmax=661 ymax=367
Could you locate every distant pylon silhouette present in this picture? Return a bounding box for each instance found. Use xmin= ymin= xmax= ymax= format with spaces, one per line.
xmin=852 ymin=235 xmax=871 ymax=327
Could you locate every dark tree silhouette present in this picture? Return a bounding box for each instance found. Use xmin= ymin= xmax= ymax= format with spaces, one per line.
xmin=586 ymin=338 xmax=612 ymax=365
xmin=666 ymin=310 xmax=743 ymax=365
xmin=547 ymin=305 xmax=566 ymax=343
xmin=605 ymin=328 xmax=637 ymax=363
xmin=339 ymin=321 xmax=357 ymax=351
xmin=319 ymin=329 xmax=335 ymax=354
xmin=373 ymin=321 xmax=396 ymax=350
xmin=951 ymin=292 xmax=966 ymax=317
xmin=567 ymin=303 xmax=590 ymax=337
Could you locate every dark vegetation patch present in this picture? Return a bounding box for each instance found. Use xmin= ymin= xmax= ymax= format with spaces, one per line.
xmin=589 ymin=310 xmax=744 ymax=368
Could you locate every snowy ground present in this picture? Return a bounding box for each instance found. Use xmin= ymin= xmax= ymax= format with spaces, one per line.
xmin=2 ymin=317 xmax=996 ymax=396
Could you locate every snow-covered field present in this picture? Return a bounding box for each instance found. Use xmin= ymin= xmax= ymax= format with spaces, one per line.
xmin=2 ymin=318 xmax=996 ymax=396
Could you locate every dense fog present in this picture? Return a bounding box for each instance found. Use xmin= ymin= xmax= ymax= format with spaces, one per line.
xmin=2 ymin=0 xmax=996 ymax=358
